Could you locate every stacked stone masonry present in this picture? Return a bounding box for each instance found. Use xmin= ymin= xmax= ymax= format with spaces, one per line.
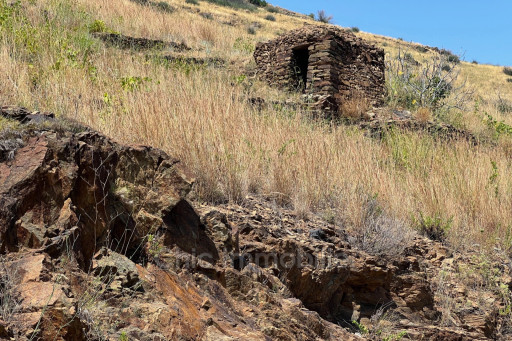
xmin=254 ymin=25 xmax=385 ymax=113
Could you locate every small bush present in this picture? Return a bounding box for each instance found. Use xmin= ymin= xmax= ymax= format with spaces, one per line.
xmin=152 ymin=1 xmax=175 ymax=13
xmin=504 ymin=67 xmax=512 ymax=76
xmin=447 ymin=54 xmax=460 ymax=64
xmin=472 ymin=60 xmax=478 ymax=64
xmin=415 ymin=45 xmax=429 ymax=53
xmin=350 ymin=26 xmax=360 ymax=33
xmin=349 ymin=195 xmax=415 ymax=256
xmin=496 ymin=97 xmax=512 ymax=115
xmin=266 ymin=6 xmax=278 ymax=13
xmin=89 ymin=19 xmax=107 ymax=33
xmin=485 ymin=113 xmax=512 ymax=137
xmin=120 ymin=76 xmax=151 ymax=91
xmin=308 ymin=13 xmax=315 ymax=19
xmin=247 ymin=26 xmax=256 ymax=35
xmin=204 ymin=0 xmax=256 ymax=11
xmin=200 ymin=12 xmax=213 ymax=20
xmin=415 ymin=213 xmax=452 ymax=242
xmin=386 ymin=49 xmax=471 ymax=112
xmin=264 ymin=14 xmax=276 ymax=21
xmin=233 ymin=37 xmax=254 ymax=53
xmin=185 ymin=0 xmax=199 ymax=4
xmin=316 ymin=10 xmax=333 ymax=23
xmin=249 ymin=0 xmax=267 ymax=6
xmin=508 ymin=78 xmax=512 ymax=83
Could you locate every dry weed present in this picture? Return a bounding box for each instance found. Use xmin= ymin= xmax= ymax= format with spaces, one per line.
xmin=415 ymin=107 xmax=432 ymax=123
xmin=339 ymin=92 xmax=370 ymax=120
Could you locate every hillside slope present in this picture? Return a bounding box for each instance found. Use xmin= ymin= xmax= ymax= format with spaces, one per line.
xmin=1 ymin=0 xmax=512 ymax=339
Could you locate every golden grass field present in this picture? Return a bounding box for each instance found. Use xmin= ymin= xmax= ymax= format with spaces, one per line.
xmin=2 ymin=0 xmax=512 ymax=253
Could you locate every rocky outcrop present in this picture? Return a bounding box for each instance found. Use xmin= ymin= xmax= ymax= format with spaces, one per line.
xmin=0 ymin=107 xmax=510 ymax=340
xmin=92 ymin=32 xmax=190 ymax=51
xmin=360 ymin=110 xmax=478 ymax=144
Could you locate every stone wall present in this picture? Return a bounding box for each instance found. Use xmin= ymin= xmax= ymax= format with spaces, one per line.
xmin=254 ymin=25 xmax=385 ymax=112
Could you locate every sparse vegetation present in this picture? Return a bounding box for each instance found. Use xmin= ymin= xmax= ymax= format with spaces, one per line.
xmin=0 ymin=257 xmax=21 ymax=323
xmin=316 ymin=10 xmax=333 ymax=24
xmin=503 ymin=67 xmax=512 ymax=76
xmin=350 ymin=26 xmax=360 ymax=33
xmin=248 ymin=0 xmax=267 ymax=7
xmin=264 ymin=14 xmax=276 ymax=21
xmin=386 ymin=49 xmax=472 ymax=113
xmin=204 ymin=0 xmax=257 ymax=11
xmin=415 ymin=212 xmax=452 ymax=242
xmin=152 ymin=1 xmax=175 ymax=13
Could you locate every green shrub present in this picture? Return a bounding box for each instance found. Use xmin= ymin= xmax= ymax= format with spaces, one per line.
xmin=120 ymin=76 xmax=151 ymax=91
xmin=350 ymin=26 xmax=360 ymax=33
xmin=233 ymin=37 xmax=254 ymax=53
xmin=447 ymin=54 xmax=460 ymax=64
xmin=386 ymin=49 xmax=471 ymax=112
xmin=185 ymin=0 xmax=199 ymax=4
xmin=266 ymin=6 xmax=278 ymax=13
xmin=415 ymin=213 xmax=452 ymax=242
xmin=249 ymin=0 xmax=267 ymax=7
xmin=88 ymin=19 xmax=107 ymax=33
xmin=129 ymin=0 xmax=149 ymax=4
xmin=247 ymin=26 xmax=256 ymax=35
xmin=472 ymin=60 xmax=478 ymax=64
xmin=485 ymin=113 xmax=512 ymax=137
xmin=308 ymin=13 xmax=315 ymax=19
xmin=152 ymin=1 xmax=174 ymax=13
xmin=203 ymin=0 xmax=256 ymax=11
xmin=264 ymin=14 xmax=275 ymax=21
xmin=504 ymin=67 xmax=512 ymax=76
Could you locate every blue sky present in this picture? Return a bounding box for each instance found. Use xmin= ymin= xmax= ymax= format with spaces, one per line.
xmin=270 ymin=0 xmax=511 ymax=66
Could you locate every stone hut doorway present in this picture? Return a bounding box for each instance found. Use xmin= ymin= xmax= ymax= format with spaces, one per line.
xmin=292 ymin=46 xmax=309 ymax=91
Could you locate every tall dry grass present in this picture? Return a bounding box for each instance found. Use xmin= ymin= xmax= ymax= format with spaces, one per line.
xmin=2 ymin=0 xmax=512 ymax=254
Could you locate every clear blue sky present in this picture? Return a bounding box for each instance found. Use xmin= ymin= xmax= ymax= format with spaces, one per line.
xmin=270 ymin=0 xmax=511 ymax=66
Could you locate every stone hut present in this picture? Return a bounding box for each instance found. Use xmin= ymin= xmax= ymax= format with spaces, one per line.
xmin=253 ymin=25 xmax=385 ymax=112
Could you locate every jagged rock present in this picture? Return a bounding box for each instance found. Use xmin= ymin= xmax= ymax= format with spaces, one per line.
xmin=1 ymin=107 xmax=510 ymax=340
xmin=92 ymin=248 xmax=141 ymax=290
xmin=0 ymin=110 xmax=194 ymax=270
xmin=160 ymin=55 xmax=225 ymax=67
xmin=359 ymin=116 xmax=477 ymax=144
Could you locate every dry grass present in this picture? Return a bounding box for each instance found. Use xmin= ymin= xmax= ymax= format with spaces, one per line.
xmin=339 ymin=92 xmax=370 ymax=120
xmin=2 ymin=0 xmax=512 ymax=255
xmin=415 ymin=107 xmax=432 ymax=123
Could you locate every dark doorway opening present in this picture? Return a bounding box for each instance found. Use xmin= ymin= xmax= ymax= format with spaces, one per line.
xmin=292 ymin=47 xmax=309 ymax=91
